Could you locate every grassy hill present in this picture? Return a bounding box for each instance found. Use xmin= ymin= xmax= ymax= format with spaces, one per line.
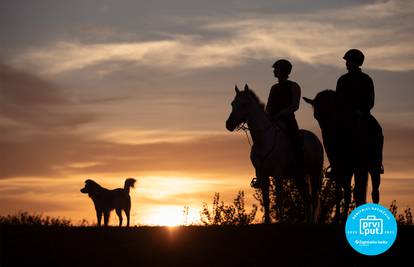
xmin=1 ymin=224 xmax=413 ymax=266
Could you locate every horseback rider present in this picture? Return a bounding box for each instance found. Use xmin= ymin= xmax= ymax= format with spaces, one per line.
xmin=336 ymin=49 xmax=383 ymax=204
xmin=336 ymin=49 xmax=374 ymax=122
xmin=251 ymin=59 xmax=304 ymax=189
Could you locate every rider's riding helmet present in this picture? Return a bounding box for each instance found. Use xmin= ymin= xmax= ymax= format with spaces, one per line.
xmin=343 ymin=49 xmax=365 ymax=66
xmin=272 ymin=59 xmax=292 ymax=76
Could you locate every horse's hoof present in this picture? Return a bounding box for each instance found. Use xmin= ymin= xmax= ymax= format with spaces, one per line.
xmin=250 ymin=177 xmax=262 ymax=189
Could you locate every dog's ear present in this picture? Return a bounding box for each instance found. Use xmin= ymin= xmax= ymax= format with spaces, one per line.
xmin=82 ymin=179 xmax=99 ymax=197
xmin=84 ymin=179 xmax=99 ymax=188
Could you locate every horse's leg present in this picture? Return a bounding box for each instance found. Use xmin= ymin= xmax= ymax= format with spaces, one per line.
xmin=275 ymin=177 xmax=284 ymax=222
xmin=261 ymin=176 xmax=271 ymax=224
xmin=342 ymin=173 xmax=353 ymax=222
xmin=310 ymin=172 xmax=321 ymax=223
xmin=296 ymin=176 xmax=312 ymax=223
xmin=334 ymin=178 xmax=342 ymax=223
xmin=354 ymin=169 xmax=368 ymax=206
xmin=370 ymin=169 xmax=381 ymax=204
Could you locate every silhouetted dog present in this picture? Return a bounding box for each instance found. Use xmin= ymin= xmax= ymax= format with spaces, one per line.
xmin=80 ymin=178 xmax=136 ymax=227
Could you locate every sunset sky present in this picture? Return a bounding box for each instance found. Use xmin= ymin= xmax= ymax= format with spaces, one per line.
xmin=1 ymin=0 xmax=413 ymax=226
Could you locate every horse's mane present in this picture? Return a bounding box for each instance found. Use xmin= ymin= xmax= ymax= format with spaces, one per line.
xmin=245 ymin=89 xmax=265 ymax=110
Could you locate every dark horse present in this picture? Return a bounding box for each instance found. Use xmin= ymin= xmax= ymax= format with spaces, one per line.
xmin=304 ymin=90 xmax=383 ymax=222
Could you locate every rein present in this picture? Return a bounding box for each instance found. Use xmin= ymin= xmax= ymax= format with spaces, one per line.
xmin=236 ymin=122 xmax=252 ymax=147
xmin=237 ymin=120 xmax=281 ymax=164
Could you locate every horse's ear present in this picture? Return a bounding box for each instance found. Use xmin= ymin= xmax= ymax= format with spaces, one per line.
xmin=303 ymin=97 xmax=314 ymax=105
xmin=235 ymin=84 xmax=240 ymax=94
xmin=244 ymin=84 xmax=249 ymax=92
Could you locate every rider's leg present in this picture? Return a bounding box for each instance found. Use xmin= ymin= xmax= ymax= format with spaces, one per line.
xmin=284 ymin=117 xmax=304 ymax=178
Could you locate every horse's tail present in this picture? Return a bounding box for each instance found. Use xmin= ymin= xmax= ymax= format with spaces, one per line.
xmin=302 ymin=129 xmax=324 ymax=223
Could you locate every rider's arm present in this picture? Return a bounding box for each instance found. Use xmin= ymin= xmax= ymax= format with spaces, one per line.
xmin=335 ymin=76 xmax=346 ymax=109
xmin=356 ymin=75 xmax=375 ymax=115
xmin=365 ymin=76 xmax=375 ymax=112
xmin=265 ymin=85 xmax=276 ymax=115
xmin=272 ymin=83 xmax=301 ymax=121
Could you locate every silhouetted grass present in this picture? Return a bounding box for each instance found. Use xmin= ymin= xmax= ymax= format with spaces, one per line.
xmin=0 ymin=211 xmax=72 ymax=226
xmin=389 ymin=200 xmax=413 ymax=225
xmin=200 ymin=191 xmax=257 ymax=225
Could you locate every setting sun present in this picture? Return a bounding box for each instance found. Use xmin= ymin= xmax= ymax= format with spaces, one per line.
xmin=146 ymin=206 xmax=187 ymax=226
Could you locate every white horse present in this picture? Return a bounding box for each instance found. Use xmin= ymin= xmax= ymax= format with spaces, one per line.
xmin=226 ymin=85 xmax=324 ymax=223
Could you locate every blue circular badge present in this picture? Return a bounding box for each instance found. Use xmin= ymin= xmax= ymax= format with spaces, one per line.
xmin=345 ymin=203 xmax=397 ymax=256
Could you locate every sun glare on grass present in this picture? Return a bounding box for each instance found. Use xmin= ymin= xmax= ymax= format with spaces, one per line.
xmin=134 ymin=175 xmax=214 ymax=226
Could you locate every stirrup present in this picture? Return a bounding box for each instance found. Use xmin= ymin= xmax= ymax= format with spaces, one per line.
xmin=325 ymin=166 xmax=333 ymax=178
xmin=250 ymin=177 xmax=262 ymax=189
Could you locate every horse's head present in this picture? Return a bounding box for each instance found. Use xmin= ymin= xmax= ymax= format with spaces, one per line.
xmin=226 ymin=84 xmax=263 ymax=131
xmin=303 ymin=90 xmax=337 ymax=124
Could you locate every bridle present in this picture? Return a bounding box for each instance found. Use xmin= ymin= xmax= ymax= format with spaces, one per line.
xmin=232 ymin=92 xmax=282 ymax=165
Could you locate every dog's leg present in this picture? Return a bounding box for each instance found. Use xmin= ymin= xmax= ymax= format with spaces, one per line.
xmin=103 ymin=212 xmax=110 ymax=226
xmin=96 ymin=210 xmax=103 ymax=227
xmin=116 ymin=209 xmax=123 ymax=227
xmin=125 ymin=207 xmax=131 ymax=227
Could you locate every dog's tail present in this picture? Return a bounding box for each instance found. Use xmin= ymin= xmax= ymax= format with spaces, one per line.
xmin=124 ymin=178 xmax=136 ymax=193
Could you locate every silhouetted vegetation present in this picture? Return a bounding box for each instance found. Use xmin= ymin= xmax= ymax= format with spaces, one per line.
xmin=200 ymin=191 xmax=257 ymax=225
xmin=253 ymin=179 xmax=304 ymax=223
xmin=318 ymin=177 xmax=337 ymax=223
xmin=253 ymin=175 xmax=350 ymax=223
xmin=0 ymin=211 xmax=72 ymax=226
xmin=389 ymin=200 xmax=413 ymax=225
xmin=183 ymin=205 xmax=190 ymax=225
xmin=252 ymin=176 xmax=412 ymax=224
